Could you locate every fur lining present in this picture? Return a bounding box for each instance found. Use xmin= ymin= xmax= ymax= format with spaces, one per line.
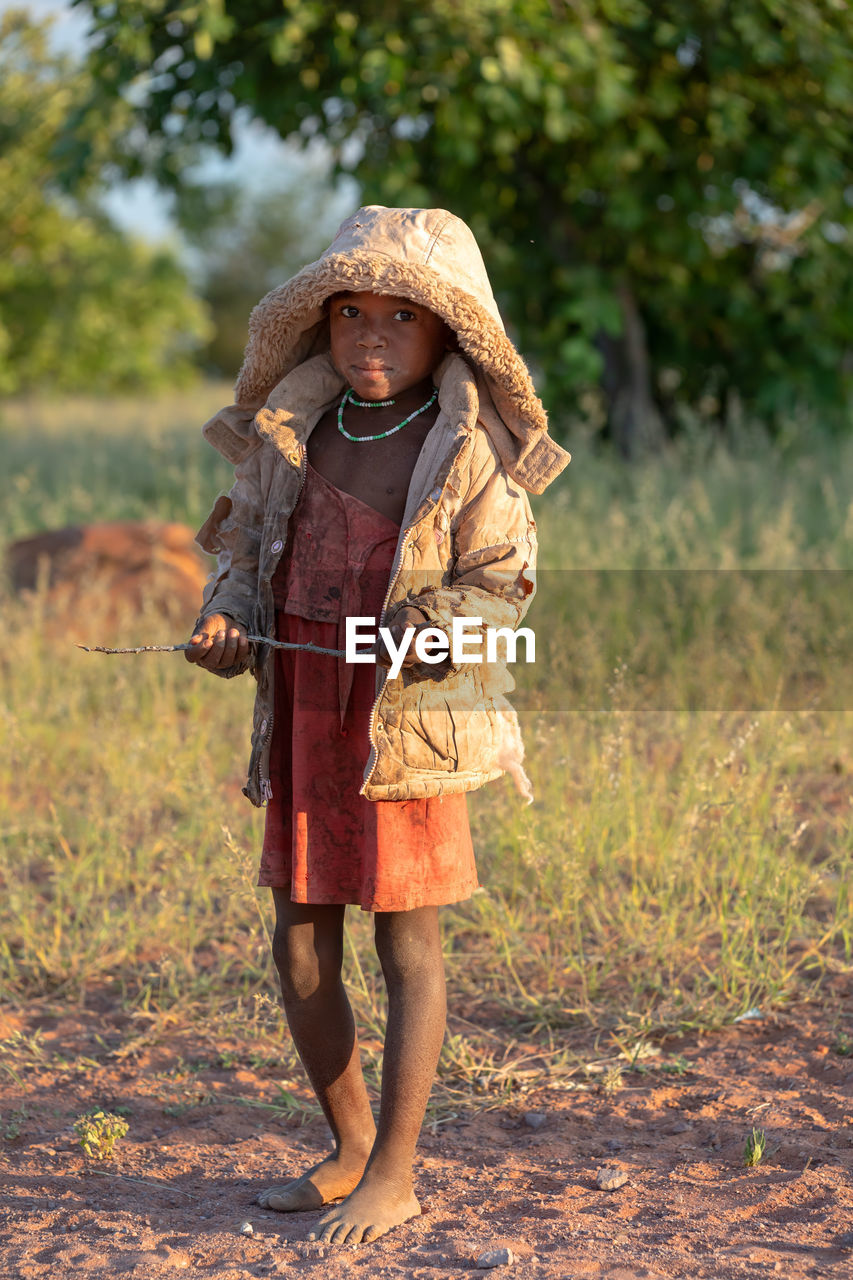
xmin=232 ymin=208 xmax=570 ymax=494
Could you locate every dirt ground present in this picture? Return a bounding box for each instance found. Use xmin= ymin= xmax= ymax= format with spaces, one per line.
xmin=2 ymin=991 xmax=852 ymax=1280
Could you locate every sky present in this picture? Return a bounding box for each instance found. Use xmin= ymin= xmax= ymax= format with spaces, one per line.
xmin=12 ymin=0 xmax=89 ymax=49
xmin=8 ymin=0 xmax=354 ymax=244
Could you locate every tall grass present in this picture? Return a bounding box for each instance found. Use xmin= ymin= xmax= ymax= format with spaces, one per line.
xmin=0 ymin=392 xmax=850 ymax=1083
xmin=2 ymin=385 xmax=236 ymax=539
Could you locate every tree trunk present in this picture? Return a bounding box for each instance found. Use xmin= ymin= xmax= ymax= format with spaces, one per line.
xmin=595 ymin=278 xmax=666 ymax=459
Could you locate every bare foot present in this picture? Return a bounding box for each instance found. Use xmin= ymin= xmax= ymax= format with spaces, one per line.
xmin=309 ymin=1176 xmax=421 ymax=1245
xmin=256 ymin=1151 xmax=368 ymax=1212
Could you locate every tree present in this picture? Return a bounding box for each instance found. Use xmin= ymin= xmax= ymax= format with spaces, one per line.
xmin=72 ymin=0 xmax=853 ymax=446
xmin=0 ymin=11 xmax=210 ymax=394
xmin=176 ymin=169 xmax=352 ymax=375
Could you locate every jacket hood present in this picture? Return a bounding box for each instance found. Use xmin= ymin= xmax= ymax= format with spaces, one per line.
xmin=233 ymin=205 xmax=570 ymax=495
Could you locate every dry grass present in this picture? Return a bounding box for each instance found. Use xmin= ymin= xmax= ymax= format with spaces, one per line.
xmin=0 ymin=390 xmax=851 ymax=1111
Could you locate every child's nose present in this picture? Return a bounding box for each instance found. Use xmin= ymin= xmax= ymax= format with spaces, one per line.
xmin=356 ymin=322 xmax=387 ymax=348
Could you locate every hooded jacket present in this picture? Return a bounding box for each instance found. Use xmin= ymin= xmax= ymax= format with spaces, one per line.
xmin=194 ymin=206 xmax=570 ymax=806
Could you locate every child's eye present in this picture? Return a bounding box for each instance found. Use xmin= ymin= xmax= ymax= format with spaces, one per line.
xmin=340 ymin=305 xmax=360 ymax=318
xmin=394 ymin=309 xmax=416 ymax=321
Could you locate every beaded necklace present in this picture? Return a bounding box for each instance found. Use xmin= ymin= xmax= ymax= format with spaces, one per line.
xmin=337 ymin=387 xmax=438 ymax=443
xmin=348 ymin=391 xmax=396 ymax=408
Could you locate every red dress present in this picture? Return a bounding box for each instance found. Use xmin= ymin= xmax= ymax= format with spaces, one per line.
xmin=259 ymin=459 xmax=478 ymax=912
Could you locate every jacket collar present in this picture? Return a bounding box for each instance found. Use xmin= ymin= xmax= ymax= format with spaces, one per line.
xmin=201 ymin=349 xmax=562 ymax=537
xmin=209 ymin=349 xmax=564 ymax=494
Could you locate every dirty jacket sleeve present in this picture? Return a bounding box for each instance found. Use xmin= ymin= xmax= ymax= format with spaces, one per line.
xmin=192 ymin=440 xmax=265 ymax=679
xmin=390 ymin=444 xmax=537 ymax=677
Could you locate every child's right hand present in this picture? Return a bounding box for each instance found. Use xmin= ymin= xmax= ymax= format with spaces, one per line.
xmin=184 ymin=614 xmax=249 ymax=672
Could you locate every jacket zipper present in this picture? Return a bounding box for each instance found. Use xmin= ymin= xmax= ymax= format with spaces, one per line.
xmin=258 ymin=440 xmax=306 ymax=803
xmin=360 ymin=523 xmax=415 ymax=794
xmin=257 ymin=711 xmax=275 ymax=801
xmin=292 ymin=441 xmax=307 ymax=505
xmin=359 ymin=436 xmax=465 ymax=795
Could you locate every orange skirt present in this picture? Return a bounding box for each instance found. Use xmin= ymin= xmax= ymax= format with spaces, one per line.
xmin=258 ymin=460 xmax=478 ymax=913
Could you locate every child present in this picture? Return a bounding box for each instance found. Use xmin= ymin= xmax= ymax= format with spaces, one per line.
xmin=185 ymin=206 xmax=570 ymax=1246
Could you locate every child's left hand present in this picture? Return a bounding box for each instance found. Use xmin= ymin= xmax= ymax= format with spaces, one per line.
xmin=374 ymin=605 xmax=431 ymax=669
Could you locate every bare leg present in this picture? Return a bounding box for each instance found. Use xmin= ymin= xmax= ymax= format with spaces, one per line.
xmin=257 ymin=891 xmax=376 ymax=1211
xmin=311 ymin=904 xmax=447 ymax=1245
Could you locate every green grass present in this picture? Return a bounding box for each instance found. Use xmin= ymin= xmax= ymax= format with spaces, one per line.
xmin=0 ymin=390 xmax=851 ymax=1096
xmin=1 ymin=385 xmax=236 ymax=539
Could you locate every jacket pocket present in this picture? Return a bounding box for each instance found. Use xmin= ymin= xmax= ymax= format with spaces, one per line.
xmin=397 ymin=689 xmax=459 ymax=772
xmin=391 ymin=670 xmax=495 ymax=776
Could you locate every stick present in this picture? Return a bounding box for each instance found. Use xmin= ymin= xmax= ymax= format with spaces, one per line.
xmin=77 ymin=634 xmax=347 ymax=657
xmin=86 ymin=1168 xmax=199 ymax=1199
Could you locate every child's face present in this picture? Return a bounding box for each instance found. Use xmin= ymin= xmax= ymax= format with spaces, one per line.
xmin=328 ymin=292 xmax=452 ymax=401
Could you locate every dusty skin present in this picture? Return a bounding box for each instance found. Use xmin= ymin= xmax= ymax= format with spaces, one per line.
xmin=309 ymin=1180 xmax=422 ymax=1246
xmin=256 ymin=896 xmax=446 ymax=1246
xmin=255 ymin=1149 xmax=369 ymax=1213
xmin=2 ymin=988 xmax=853 ymax=1279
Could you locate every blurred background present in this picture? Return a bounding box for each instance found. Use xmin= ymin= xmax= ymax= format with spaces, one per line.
xmin=1 ymin=2 xmax=851 ymax=1065
xmin=3 ymin=0 xmax=852 ymax=444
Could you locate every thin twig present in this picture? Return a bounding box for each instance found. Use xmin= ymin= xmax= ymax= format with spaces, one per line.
xmin=77 ymin=634 xmax=347 ymax=657
xmin=85 ymin=1169 xmax=199 ymax=1199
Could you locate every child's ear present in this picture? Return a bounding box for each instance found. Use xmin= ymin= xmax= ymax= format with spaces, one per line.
xmin=443 ymin=323 xmax=459 ymax=352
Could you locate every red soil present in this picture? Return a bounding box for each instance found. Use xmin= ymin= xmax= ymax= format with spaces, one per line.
xmin=1 ymin=993 xmax=851 ymax=1279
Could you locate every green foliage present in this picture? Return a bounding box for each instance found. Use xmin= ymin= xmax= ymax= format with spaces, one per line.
xmin=73 ymin=1109 xmax=129 ymax=1159
xmin=743 ymin=1126 xmax=767 ymax=1167
xmin=0 ymin=12 xmax=210 ymax=393
xmin=178 ymin=173 xmax=350 ymax=375
xmin=2 ymin=1108 xmax=28 ymax=1141
xmin=833 ymin=1030 xmax=853 ymax=1056
xmin=73 ymin=0 xmax=853 ymax=432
